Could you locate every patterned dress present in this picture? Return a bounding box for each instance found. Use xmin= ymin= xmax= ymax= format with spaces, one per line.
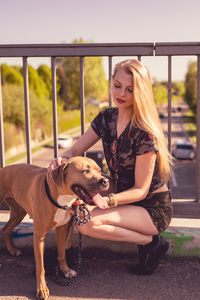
xmin=91 ymin=107 xmax=172 ymax=233
xmin=91 ymin=107 xmax=163 ymax=193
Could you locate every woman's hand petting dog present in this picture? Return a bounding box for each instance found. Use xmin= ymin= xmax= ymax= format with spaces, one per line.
xmin=48 ymin=156 xmax=68 ymax=172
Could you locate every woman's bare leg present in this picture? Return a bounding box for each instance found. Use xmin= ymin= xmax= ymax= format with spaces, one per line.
xmin=77 ymin=205 xmax=158 ymax=245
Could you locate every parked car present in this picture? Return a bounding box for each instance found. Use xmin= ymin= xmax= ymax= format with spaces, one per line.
xmin=172 ymin=139 xmax=195 ymax=160
xmin=159 ymin=112 xmax=165 ymax=119
xmin=58 ymin=134 xmax=73 ymax=149
xmin=171 ymin=107 xmax=177 ymax=113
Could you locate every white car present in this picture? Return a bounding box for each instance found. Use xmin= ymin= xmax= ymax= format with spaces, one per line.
xmin=58 ymin=135 xmax=73 ymax=149
xmin=172 ymin=140 xmax=195 ymax=160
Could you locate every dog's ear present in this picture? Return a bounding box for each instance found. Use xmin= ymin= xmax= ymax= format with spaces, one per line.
xmin=51 ymin=162 xmax=69 ymax=187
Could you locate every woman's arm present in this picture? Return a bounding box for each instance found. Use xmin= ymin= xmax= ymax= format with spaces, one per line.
xmin=113 ymin=152 xmax=157 ymax=204
xmin=61 ymin=125 xmax=100 ymax=158
xmin=48 ymin=126 xmax=100 ymax=170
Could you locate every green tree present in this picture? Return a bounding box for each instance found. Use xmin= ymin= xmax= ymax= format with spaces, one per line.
xmin=184 ymin=61 xmax=197 ymax=112
xmin=37 ymin=65 xmax=52 ymax=99
xmin=56 ymin=39 xmax=108 ymax=109
xmin=56 ymin=66 xmax=73 ymax=110
xmin=152 ymin=81 xmax=168 ymax=106
xmin=20 ymin=65 xmax=50 ymax=100
xmin=1 ymin=64 xmax=23 ymax=85
xmin=2 ymin=84 xmax=51 ymax=129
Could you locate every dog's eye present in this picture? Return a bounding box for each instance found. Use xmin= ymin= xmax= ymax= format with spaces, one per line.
xmin=82 ymin=169 xmax=90 ymax=174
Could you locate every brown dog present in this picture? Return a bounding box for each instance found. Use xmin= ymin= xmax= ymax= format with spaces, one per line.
xmin=0 ymin=156 xmax=109 ymax=299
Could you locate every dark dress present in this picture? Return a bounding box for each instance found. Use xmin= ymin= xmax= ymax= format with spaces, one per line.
xmin=91 ymin=107 xmax=172 ymax=233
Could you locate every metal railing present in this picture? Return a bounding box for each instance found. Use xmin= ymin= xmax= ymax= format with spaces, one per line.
xmin=0 ymin=42 xmax=199 ymax=202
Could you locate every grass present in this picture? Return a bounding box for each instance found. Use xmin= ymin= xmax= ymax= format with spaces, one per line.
xmin=182 ymin=109 xmax=197 ymax=145
xmin=5 ymin=145 xmax=45 ymax=166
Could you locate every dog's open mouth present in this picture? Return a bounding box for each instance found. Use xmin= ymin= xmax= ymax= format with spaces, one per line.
xmin=71 ymin=184 xmax=97 ymax=205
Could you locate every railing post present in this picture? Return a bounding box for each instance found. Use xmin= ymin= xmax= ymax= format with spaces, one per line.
xmin=22 ymin=57 xmax=32 ymax=164
xmin=80 ymin=57 xmax=85 ymax=136
xmin=168 ymin=56 xmax=172 ymax=153
xmin=196 ymin=55 xmax=200 ymax=202
xmin=51 ymin=57 xmax=58 ymax=158
xmin=109 ymin=56 xmax=112 ymax=107
xmin=0 ymin=65 xmax=5 ymax=168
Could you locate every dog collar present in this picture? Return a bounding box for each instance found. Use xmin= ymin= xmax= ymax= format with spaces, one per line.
xmin=45 ymin=177 xmax=70 ymax=210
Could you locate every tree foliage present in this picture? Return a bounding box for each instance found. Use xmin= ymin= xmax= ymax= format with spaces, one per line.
xmin=153 ymin=80 xmax=185 ymax=106
xmin=56 ymin=39 xmax=108 ymax=109
xmin=1 ymin=64 xmax=52 ymax=100
xmin=1 ymin=64 xmax=23 ymax=85
xmin=56 ymin=66 xmax=73 ymax=109
xmin=20 ymin=65 xmax=50 ymax=100
xmin=37 ymin=64 xmax=52 ymax=98
xmin=184 ymin=61 xmax=197 ymax=112
xmin=2 ymin=84 xmax=51 ymax=129
xmin=153 ymin=82 xmax=168 ymax=106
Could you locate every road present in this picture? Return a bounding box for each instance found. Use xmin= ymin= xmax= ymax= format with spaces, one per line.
xmin=160 ymin=103 xmax=196 ymax=200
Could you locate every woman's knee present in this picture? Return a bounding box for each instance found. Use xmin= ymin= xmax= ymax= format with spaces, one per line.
xmin=76 ymin=222 xmax=93 ymax=236
xmin=76 ymin=215 xmax=103 ymax=236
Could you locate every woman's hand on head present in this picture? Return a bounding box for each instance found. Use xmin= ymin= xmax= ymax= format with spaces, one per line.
xmin=47 ymin=156 xmax=68 ymax=172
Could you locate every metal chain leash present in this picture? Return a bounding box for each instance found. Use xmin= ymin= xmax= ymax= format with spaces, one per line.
xmin=55 ymin=204 xmax=91 ymax=286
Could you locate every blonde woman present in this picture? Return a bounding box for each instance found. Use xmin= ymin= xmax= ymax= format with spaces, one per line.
xmin=48 ymin=59 xmax=173 ymax=275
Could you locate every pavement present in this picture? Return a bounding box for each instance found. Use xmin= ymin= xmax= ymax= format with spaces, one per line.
xmin=1 ymin=209 xmax=200 ymax=300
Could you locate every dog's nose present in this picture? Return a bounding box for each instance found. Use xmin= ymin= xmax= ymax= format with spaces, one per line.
xmin=99 ymin=178 xmax=109 ymax=187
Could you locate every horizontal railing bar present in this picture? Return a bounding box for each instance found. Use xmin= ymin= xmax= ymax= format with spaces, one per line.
xmin=155 ymin=42 xmax=200 ymax=55
xmin=0 ymin=43 xmax=154 ymax=57
xmin=2 ymin=42 xmax=200 ymax=57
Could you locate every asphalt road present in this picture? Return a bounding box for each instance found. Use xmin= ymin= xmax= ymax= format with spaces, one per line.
xmin=159 ymin=104 xmax=196 ymax=200
xmin=1 ymin=240 xmax=200 ymax=300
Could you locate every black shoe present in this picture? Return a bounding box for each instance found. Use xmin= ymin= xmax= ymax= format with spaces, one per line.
xmin=145 ymin=235 xmax=169 ymax=274
xmin=131 ymin=236 xmax=169 ymax=276
xmin=131 ymin=245 xmax=149 ymax=275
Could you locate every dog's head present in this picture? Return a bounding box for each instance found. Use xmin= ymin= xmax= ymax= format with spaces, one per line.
xmin=51 ymin=156 xmax=109 ymax=205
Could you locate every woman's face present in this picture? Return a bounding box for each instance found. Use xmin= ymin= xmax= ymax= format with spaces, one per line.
xmin=112 ymin=68 xmax=133 ymax=109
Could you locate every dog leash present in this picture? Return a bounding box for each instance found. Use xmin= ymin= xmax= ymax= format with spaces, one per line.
xmin=44 ymin=177 xmax=92 ymax=285
xmin=55 ymin=202 xmax=91 ymax=286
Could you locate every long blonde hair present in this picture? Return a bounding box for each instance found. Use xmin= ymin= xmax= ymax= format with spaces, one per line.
xmin=113 ymin=59 xmax=173 ymax=182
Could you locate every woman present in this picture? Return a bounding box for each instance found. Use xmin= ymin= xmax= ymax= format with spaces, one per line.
xmin=48 ymin=59 xmax=173 ymax=275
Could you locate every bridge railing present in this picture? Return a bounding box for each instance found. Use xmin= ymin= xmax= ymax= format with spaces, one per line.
xmin=0 ymin=42 xmax=199 ymax=202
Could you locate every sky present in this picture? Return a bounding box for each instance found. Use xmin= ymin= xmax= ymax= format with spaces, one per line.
xmin=0 ymin=0 xmax=200 ymax=81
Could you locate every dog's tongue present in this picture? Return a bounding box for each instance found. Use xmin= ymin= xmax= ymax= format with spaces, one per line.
xmin=90 ymin=192 xmax=103 ymax=206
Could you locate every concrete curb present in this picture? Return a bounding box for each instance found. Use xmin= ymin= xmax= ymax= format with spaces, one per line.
xmin=1 ymin=212 xmax=200 ymax=257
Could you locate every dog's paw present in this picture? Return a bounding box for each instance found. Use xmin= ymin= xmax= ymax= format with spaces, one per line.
xmin=15 ymin=249 xmax=22 ymax=256
xmin=9 ymin=248 xmax=22 ymax=257
xmin=64 ymin=268 xmax=77 ymax=278
xmin=36 ymin=282 xmax=49 ymax=299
